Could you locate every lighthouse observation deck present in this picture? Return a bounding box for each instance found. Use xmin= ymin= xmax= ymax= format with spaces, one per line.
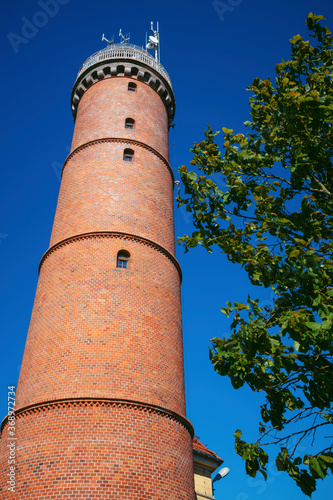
xmin=76 ymin=43 xmax=172 ymax=87
xmin=71 ymin=41 xmax=175 ymax=126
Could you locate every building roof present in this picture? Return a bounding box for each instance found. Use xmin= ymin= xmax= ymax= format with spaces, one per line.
xmin=193 ymin=436 xmax=223 ymax=463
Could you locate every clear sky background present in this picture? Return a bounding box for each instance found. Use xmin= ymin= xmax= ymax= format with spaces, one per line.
xmin=1 ymin=0 xmax=333 ymax=499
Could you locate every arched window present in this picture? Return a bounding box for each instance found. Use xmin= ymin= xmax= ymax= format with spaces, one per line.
xmin=128 ymin=82 xmax=137 ymax=92
xmin=125 ymin=118 xmax=135 ymax=129
xmin=117 ymin=250 xmax=130 ymax=269
xmin=123 ymin=148 xmax=134 ymax=162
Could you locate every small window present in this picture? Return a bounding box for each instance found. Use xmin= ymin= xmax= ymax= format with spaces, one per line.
xmin=117 ymin=250 xmax=130 ymax=269
xmin=125 ymin=118 xmax=135 ymax=129
xmin=128 ymin=82 xmax=137 ymax=92
xmin=123 ymin=148 xmax=134 ymax=162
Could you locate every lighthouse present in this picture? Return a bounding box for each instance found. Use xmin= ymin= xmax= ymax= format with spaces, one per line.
xmin=0 ymin=25 xmax=197 ymax=499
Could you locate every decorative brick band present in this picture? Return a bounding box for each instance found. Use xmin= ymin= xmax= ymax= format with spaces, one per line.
xmin=38 ymin=231 xmax=182 ymax=280
xmin=61 ymin=137 xmax=174 ymax=182
xmin=1 ymin=398 xmax=194 ymax=437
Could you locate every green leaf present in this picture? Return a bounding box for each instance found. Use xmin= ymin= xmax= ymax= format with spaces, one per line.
xmin=319 ymin=454 xmax=333 ymax=464
xmin=309 ymin=457 xmax=325 ymax=479
xmin=234 ymin=302 xmax=250 ymax=311
xmin=290 ymin=34 xmax=303 ymax=44
xmin=234 ymin=429 xmax=242 ymax=439
xmin=289 ymin=249 xmax=300 ymax=258
xmin=187 ymin=171 xmax=198 ymax=181
xmin=305 ymin=322 xmax=322 ymax=331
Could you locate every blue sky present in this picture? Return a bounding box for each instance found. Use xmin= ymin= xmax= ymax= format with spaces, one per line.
xmin=1 ymin=0 xmax=333 ymax=498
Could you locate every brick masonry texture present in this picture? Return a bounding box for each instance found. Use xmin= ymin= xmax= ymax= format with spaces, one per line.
xmin=15 ymin=237 xmax=186 ymax=415
xmin=0 ymin=403 xmax=195 ymax=499
xmin=71 ymin=78 xmax=170 ymax=161
xmin=50 ymin=141 xmax=175 ymax=255
xmin=0 ymin=58 xmax=195 ymax=499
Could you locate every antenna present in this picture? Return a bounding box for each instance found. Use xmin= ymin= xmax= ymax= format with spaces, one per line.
xmin=119 ymin=29 xmax=130 ymax=44
xmin=146 ymin=21 xmax=160 ymax=61
xmin=157 ymin=21 xmax=160 ymax=62
xmin=102 ymin=33 xmax=114 ymax=46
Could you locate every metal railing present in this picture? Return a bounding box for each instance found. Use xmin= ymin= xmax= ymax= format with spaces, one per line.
xmin=76 ymin=43 xmax=172 ymax=87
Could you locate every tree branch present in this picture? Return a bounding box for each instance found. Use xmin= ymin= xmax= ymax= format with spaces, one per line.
xmin=311 ymin=174 xmax=333 ymax=197
xmin=260 ymin=421 xmax=331 ymax=447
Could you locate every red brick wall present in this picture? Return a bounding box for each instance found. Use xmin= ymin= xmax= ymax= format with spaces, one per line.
xmin=49 ymin=142 xmax=175 ymax=255
xmin=71 ymin=78 xmax=170 ymax=161
xmin=15 ymin=237 xmax=186 ymax=415
xmin=0 ymin=403 xmax=194 ymax=499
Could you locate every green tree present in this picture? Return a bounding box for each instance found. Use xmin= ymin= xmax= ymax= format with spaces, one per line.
xmin=177 ymin=13 xmax=333 ymax=496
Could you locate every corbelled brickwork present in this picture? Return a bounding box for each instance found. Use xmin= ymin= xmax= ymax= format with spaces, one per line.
xmin=0 ymin=44 xmax=195 ymax=499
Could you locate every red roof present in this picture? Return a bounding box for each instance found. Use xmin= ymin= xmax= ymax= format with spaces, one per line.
xmin=193 ymin=436 xmax=223 ymax=462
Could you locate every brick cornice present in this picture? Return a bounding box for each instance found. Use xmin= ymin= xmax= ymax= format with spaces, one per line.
xmin=71 ymin=58 xmax=175 ymax=126
xmin=61 ymin=137 xmax=174 ymax=183
xmin=1 ymin=398 xmax=193 ymax=437
xmin=38 ymin=231 xmax=182 ymax=281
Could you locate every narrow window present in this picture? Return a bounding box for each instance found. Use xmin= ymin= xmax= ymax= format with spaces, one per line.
xmin=128 ymin=82 xmax=137 ymax=92
xmin=117 ymin=250 xmax=130 ymax=269
xmin=123 ymin=148 xmax=134 ymax=162
xmin=125 ymin=118 xmax=135 ymax=129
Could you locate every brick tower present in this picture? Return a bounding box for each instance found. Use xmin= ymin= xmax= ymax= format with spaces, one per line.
xmin=0 ymin=33 xmax=196 ymax=499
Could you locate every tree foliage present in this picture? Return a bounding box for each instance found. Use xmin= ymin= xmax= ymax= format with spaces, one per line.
xmin=177 ymin=14 xmax=333 ymax=496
